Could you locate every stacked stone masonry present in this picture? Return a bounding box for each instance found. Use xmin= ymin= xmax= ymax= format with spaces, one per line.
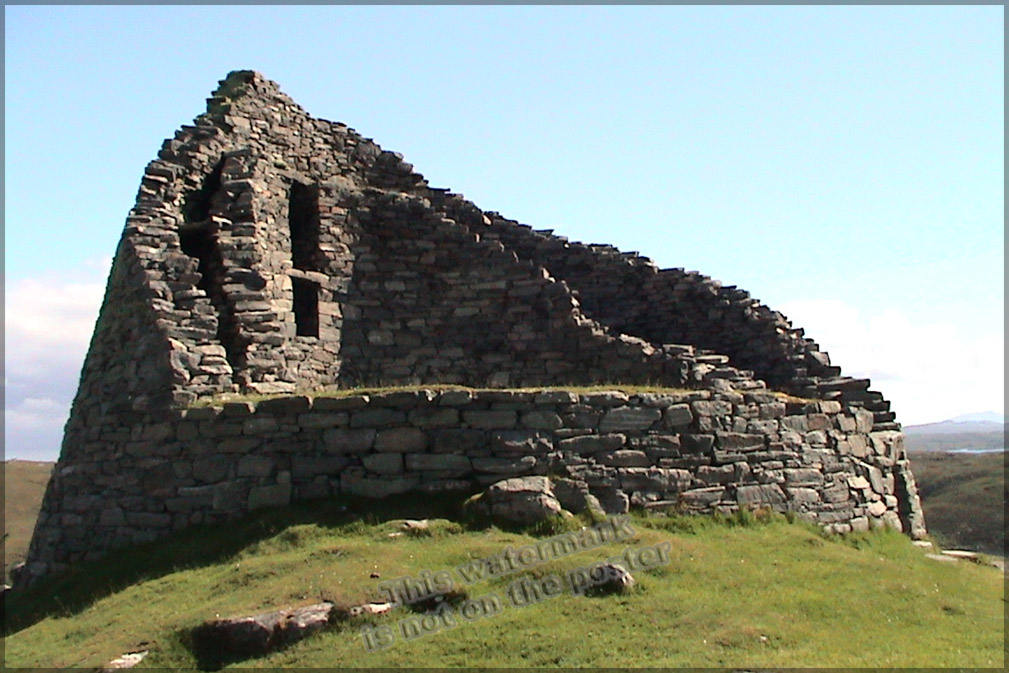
xmin=26 ymin=388 xmax=923 ymax=580
xmin=21 ymin=71 xmax=924 ymax=585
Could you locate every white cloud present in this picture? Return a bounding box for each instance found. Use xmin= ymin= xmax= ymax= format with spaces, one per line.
xmin=5 ymin=263 xmax=109 ymax=460
xmin=778 ymin=299 xmax=1005 ymax=426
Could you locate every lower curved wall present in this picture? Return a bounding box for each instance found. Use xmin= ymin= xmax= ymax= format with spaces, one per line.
xmin=22 ymin=388 xmax=925 ymax=585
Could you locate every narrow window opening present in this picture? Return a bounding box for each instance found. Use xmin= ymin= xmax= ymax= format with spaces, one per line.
xmin=292 ymin=277 xmax=320 ymax=337
xmin=288 ymin=182 xmax=321 ymax=271
xmin=183 ymin=158 xmax=225 ymax=224
xmin=180 ymin=225 xmax=243 ymax=366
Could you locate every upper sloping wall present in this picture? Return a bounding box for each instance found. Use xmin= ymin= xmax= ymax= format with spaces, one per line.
xmin=63 ymin=69 xmax=898 ymax=455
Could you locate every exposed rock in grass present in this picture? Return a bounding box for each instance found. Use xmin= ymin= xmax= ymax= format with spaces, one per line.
xmin=191 ymin=601 xmax=334 ymax=666
xmin=470 ymin=476 xmax=566 ymax=525
xmin=586 ymin=563 xmax=636 ymax=596
xmin=101 ymin=649 xmax=148 ymax=670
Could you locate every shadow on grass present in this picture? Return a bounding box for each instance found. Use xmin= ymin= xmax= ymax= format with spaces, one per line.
xmin=2 ymin=491 xmax=480 ymax=636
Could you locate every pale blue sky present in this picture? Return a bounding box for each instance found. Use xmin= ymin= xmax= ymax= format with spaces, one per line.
xmin=4 ymin=5 xmax=1004 ymax=459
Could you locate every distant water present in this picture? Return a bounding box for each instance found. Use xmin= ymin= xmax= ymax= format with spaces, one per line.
xmin=945 ymin=448 xmax=1005 ymax=454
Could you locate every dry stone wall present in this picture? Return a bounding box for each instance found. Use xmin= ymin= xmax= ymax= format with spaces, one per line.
xmin=22 ymin=388 xmax=923 ymax=581
xmin=18 ymin=71 xmax=925 ymax=587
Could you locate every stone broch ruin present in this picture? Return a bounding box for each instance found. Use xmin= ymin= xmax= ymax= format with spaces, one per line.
xmin=20 ymin=71 xmax=925 ymax=586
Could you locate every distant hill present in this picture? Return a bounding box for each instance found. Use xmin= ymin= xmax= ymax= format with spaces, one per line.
xmin=3 ymin=460 xmax=54 ymax=581
xmin=903 ymin=419 xmax=1004 ymax=453
xmin=909 ymin=450 xmax=1004 ymax=555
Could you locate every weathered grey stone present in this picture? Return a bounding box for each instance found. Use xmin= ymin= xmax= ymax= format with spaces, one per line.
xmin=681 ymin=434 xmax=715 ymax=453
xmin=783 ymin=468 xmax=823 ymax=485
xmin=557 ymin=433 xmax=625 ymax=454
xmin=291 ymin=455 xmax=348 ymax=478
xmin=323 ymin=428 xmax=375 ymax=453
xmin=599 ymin=406 xmax=662 ymax=432
xmin=340 ymin=470 xmax=418 ymax=498
xmin=296 ymin=412 xmax=349 ymax=429
xmin=237 ymin=455 xmax=274 ymax=478
xmin=471 ymin=455 xmax=537 ymax=474
xmin=192 ymin=601 xmax=334 ymax=662
xmin=521 ymin=410 xmax=564 ymax=430
xmin=598 ymin=450 xmax=651 ymax=467
xmin=679 ymin=486 xmax=726 ymax=507
xmin=374 ymin=427 xmax=427 ymax=452
xmin=350 ymin=409 xmax=406 ymax=428
xmin=491 ymin=430 xmax=552 ymax=454
xmin=405 ymin=453 xmax=470 ymax=472
xmin=407 ymin=407 xmax=460 ymax=428
xmin=248 ymin=483 xmax=291 ymax=509
xmin=463 ymin=410 xmax=517 ymax=429
xmin=663 ymin=404 xmax=693 ymax=427
xmin=476 ymin=476 xmax=564 ymax=525
xmin=362 ymin=453 xmax=404 ymax=474
xmin=581 ymin=391 xmax=629 ymax=407
xmin=735 ymin=483 xmax=785 ymax=505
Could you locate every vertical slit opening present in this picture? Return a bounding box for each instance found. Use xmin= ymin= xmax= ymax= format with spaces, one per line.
xmin=289 ymin=181 xmax=321 ymax=271
xmin=184 ymin=158 xmax=225 ymax=223
xmin=180 ymin=225 xmax=243 ymax=366
xmin=292 ymin=277 xmax=320 ymax=337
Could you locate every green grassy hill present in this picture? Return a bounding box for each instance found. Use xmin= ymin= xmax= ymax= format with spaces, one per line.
xmin=910 ymin=450 xmax=1005 ymax=555
xmin=2 ymin=460 xmax=53 ymax=581
xmin=2 ymin=497 xmax=1003 ymax=669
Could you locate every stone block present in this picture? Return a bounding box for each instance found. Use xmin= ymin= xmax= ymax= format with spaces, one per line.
xmin=297 ymin=412 xmax=349 ymax=429
xmin=681 ymin=434 xmax=715 ymax=453
xmin=463 ymin=410 xmax=517 ymax=429
xmin=257 ymin=395 xmax=312 ymax=414
xmin=715 ymin=432 xmax=764 ymax=451
xmin=617 ymin=467 xmax=691 ymax=493
xmin=292 ymin=455 xmax=349 ymax=478
xmin=581 ymin=391 xmax=629 ymax=407
xmin=407 ymin=407 xmax=460 ymax=428
xmin=557 ymin=433 xmax=625 ymax=454
xmin=534 ymin=391 xmax=576 ymax=405
xmin=679 ymin=487 xmax=726 ymax=507
xmin=405 ymin=453 xmax=471 ymax=472
xmin=690 ymin=400 xmax=732 ymax=416
xmin=340 ymin=470 xmax=419 ymax=498
xmin=430 ymin=428 xmax=486 ymax=453
xmin=238 ymin=455 xmax=274 ymax=477
xmin=785 ymin=487 xmax=820 ymax=504
xmin=697 ymin=464 xmax=735 ymax=485
xmin=521 ymin=410 xmax=564 ymax=430
xmin=248 ymin=483 xmax=292 ymax=510
xmin=735 ymin=483 xmax=785 ymax=506
xmin=243 ymin=417 xmax=279 ymax=435
xmin=491 ymin=430 xmax=552 ymax=454
xmin=663 ymin=404 xmax=693 ymax=428
xmin=783 ymin=468 xmax=823 ymax=485
xmin=599 ymin=406 xmax=662 ymax=432
xmin=362 ymin=453 xmax=404 ymax=474
xmin=323 ymin=428 xmax=376 ymax=453
xmin=374 ymin=427 xmax=427 ymax=452
xmin=193 ymin=456 xmax=231 ymax=483
xmin=350 ymin=408 xmax=406 ymax=428
xmin=471 ymin=456 xmax=537 ymax=475
xmin=313 ymin=395 xmax=369 ymax=411
xmin=598 ymin=450 xmax=652 ymax=467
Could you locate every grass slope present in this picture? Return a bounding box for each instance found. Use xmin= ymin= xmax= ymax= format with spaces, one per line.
xmin=2 ymin=497 xmax=1003 ymax=669
xmin=2 ymin=460 xmax=53 ymax=581
xmin=910 ymin=450 xmax=1005 ymax=555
